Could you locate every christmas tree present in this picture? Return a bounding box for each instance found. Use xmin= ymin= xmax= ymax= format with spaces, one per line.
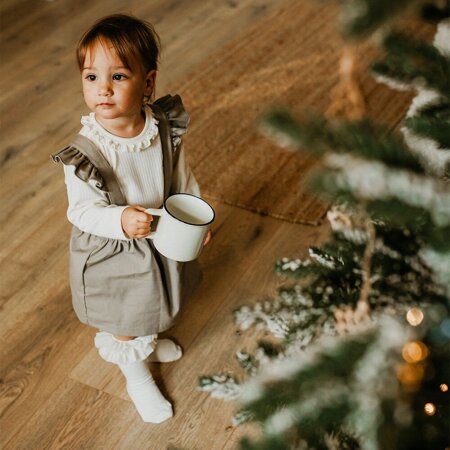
xmin=199 ymin=1 xmax=450 ymax=449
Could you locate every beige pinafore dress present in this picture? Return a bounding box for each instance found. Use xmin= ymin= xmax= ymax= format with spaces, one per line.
xmin=51 ymin=95 xmax=202 ymax=336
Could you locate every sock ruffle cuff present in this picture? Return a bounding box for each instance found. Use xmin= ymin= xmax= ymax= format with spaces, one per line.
xmin=94 ymin=331 xmax=158 ymax=364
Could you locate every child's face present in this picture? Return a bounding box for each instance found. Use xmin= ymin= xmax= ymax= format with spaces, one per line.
xmin=81 ymin=40 xmax=156 ymax=124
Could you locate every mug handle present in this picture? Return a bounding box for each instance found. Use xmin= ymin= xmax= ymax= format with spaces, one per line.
xmin=145 ymin=208 xmax=164 ymax=240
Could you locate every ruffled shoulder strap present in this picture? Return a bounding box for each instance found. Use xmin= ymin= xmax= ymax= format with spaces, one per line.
xmin=152 ymin=94 xmax=190 ymax=149
xmin=51 ymin=141 xmax=106 ymax=191
xmin=50 ymin=135 xmax=127 ymax=205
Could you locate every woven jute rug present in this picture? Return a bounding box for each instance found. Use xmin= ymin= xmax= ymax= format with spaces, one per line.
xmin=174 ymin=0 xmax=432 ymax=225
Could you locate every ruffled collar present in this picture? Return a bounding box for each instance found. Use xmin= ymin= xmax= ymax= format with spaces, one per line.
xmin=80 ymin=106 xmax=159 ymax=153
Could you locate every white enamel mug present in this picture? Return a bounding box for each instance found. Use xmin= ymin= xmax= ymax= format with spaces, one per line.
xmin=145 ymin=193 xmax=215 ymax=262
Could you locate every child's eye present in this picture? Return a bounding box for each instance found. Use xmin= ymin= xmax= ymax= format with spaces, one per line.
xmin=112 ymin=74 xmax=127 ymax=81
xmin=85 ymin=75 xmax=96 ymax=81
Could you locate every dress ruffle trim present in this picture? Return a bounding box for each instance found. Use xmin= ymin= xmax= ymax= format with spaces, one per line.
xmin=51 ymin=145 xmax=106 ymax=191
xmin=94 ymin=331 xmax=158 ymax=364
xmin=50 ymin=94 xmax=189 ymax=188
xmin=80 ymin=107 xmax=159 ymax=153
xmin=153 ymin=94 xmax=190 ymax=149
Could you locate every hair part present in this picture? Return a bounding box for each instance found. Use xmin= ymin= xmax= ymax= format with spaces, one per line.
xmin=77 ymin=14 xmax=161 ymax=74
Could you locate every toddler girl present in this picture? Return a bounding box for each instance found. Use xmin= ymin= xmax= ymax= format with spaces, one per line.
xmin=51 ymin=14 xmax=211 ymax=424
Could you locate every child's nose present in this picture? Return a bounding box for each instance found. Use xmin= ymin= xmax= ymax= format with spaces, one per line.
xmin=98 ymin=81 xmax=113 ymax=96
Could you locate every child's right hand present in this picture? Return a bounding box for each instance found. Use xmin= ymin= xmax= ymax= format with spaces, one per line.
xmin=121 ymin=206 xmax=153 ymax=239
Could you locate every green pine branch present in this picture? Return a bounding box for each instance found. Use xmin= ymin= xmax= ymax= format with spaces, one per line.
xmin=372 ymin=32 xmax=450 ymax=98
xmin=306 ymin=165 xmax=450 ymax=251
xmin=405 ymin=100 xmax=450 ymax=149
xmin=237 ymin=318 xmax=402 ymax=450
xmin=339 ymin=0 xmax=421 ymax=40
xmin=261 ymin=111 xmax=425 ymax=174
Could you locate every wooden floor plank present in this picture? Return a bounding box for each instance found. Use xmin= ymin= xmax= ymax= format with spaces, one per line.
xmin=3 ymin=378 xmax=136 ymax=450
xmin=1 ymin=315 xmax=92 ymax=446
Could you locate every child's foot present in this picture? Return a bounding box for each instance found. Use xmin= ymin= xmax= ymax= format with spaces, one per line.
xmin=94 ymin=332 xmax=173 ymax=423
xmin=119 ymin=361 xmax=173 ymax=423
xmin=147 ymin=339 xmax=183 ymax=363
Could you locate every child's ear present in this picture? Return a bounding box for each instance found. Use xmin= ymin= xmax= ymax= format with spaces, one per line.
xmin=144 ymin=70 xmax=157 ymax=96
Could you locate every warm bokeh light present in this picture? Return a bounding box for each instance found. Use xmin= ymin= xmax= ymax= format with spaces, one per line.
xmin=440 ymin=383 xmax=448 ymax=392
xmin=406 ymin=307 xmax=424 ymax=326
xmin=396 ymin=363 xmax=424 ymax=387
xmin=424 ymin=403 xmax=436 ymax=416
xmin=402 ymin=341 xmax=428 ymax=363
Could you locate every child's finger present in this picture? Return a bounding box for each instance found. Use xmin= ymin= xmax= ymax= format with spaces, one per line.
xmin=203 ymin=230 xmax=212 ymax=246
xmin=134 ymin=225 xmax=149 ymax=235
xmin=133 ymin=205 xmax=152 ymax=220
xmin=136 ymin=211 xmax=153 ymax=223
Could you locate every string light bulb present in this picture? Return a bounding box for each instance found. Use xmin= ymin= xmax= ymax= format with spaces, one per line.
xmin=424 ymin=403 xmax=436 ymax=416
xmin=406 ymin=308 xmax=424 ymax=326
xmin=402 ymin=341 xmax=428 ymax=363
xmin=440 ymin=383 xmax=448 ymax=392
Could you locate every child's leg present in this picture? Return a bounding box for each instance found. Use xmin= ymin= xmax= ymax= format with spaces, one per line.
xmin=95 ymin=331 xmax=172 ymax=423
xmin=114 ymin=335 xmax=136 ymax=341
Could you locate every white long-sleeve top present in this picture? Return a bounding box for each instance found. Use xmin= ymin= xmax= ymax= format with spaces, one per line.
xmin=63 ymin=106 xmax=200 ymax=241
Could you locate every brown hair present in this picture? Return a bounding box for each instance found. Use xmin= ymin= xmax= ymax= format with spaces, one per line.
xmin=76 ymin=14 xmax=161 ymax=74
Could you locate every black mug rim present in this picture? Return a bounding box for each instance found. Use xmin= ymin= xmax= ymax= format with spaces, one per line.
xmin=163 ymin=193 xmax=215 ymax=226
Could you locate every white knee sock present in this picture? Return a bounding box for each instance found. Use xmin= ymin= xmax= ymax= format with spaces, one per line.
xmin=94 ymin=331 xmax=173 ymax=423
xmin=118 ymin=360 xmax=173 ymax=423
xmin=147 ymin=339 xmax=183 ymax=363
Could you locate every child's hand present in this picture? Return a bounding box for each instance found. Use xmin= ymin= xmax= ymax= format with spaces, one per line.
xmin=121 ymin=206 xmax=153 ymax=239
xmin=203 ymin=230 xmax=212 ymax=246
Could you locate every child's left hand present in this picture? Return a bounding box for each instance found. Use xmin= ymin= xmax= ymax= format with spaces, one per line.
xmin=203 ymin=230 xmax=212 ymax=246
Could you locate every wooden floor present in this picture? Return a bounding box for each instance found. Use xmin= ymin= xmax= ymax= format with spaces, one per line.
xmin=0 ymin=0 xmax=330 ymax=449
